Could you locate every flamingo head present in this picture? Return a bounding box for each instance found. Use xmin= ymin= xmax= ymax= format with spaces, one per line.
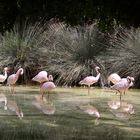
xmin=127 ymin=76 xmax=134 ymax=83
xmin=4 ymin=67 xmax=8 ymax=71
xmin=95 ymin=66 xmax=100 ymax=74
xmin=130 ymin=77 xmax=134 ymax=81
xmin=48 ymin=75 xmax=53 ymax=81
xmin=95 ymin=66 xmax=100 ymax=70
xmin=19 ymin=68 xmax=24 ymax=75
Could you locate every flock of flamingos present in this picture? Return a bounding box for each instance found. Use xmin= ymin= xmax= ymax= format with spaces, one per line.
xmin=0 ymin=66 xmax=135 ymax=121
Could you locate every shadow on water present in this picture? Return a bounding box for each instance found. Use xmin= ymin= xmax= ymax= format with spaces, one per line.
xmin=0 ymin=86 xmax=139 ymax=140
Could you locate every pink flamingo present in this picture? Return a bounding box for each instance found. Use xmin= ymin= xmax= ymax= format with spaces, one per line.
xmin=108 ymin=73 xmax=121 ymax=86
xmin=0 ymin=67 xmax=8 ymax=83
xmin=111 ymin=76 xmax=134 ymax=102
xmin=40 ymin=80 xmax=56 ymax=101
xmin=79 ymin=66 xmax=100 ymax=94
xmin=108 ymin=73 xmax=134 ymax=94
xmin=32 ymin=71 xmax=53 ymax=90
xmin=7 ymin=68 xmax=24 ymax=94
xmin=32 ymin=71 xmax=48 ymax=88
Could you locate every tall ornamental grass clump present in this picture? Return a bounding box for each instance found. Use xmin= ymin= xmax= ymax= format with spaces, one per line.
xmin=0 ymin=21 xmax=49 ymax=83
xmin=41 ymin=22 xmax=108 ymax=86
xmin=100 ymin=26 xmax=140 ymax=87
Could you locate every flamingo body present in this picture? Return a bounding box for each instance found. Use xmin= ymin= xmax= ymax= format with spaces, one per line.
xmin=0 ymin=67 xmax=8 ymax=83
xmin=79 ymin=75 xmax=100 ymax=86
xmin=41 ymin=82 xmax=56 ymax=91
xmin=108 ymin=73 xmax=121 ymax=85
xmin=32 ymin=71 xmax=48 ymax=83
xmin=40 ymin=81 xmax=56 ymax=100
xmin=79 ymin=66 xmax=100 ymax=94
xmin=7 ymin=68 xmax=23 ymax=85
xmin=111 ymin=76 xmax=134 ymax=102
xmin=7 ymin=68 xmax=23 ymax=94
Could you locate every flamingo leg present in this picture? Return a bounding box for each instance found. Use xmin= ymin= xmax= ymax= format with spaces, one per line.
xmin=9 ymin=85 xmax=12 ymax=94
xmin=39 ymin=83 xmax=43 ymax=93
xmin=124 ymin=90 xmax=126 ymax=95
xmin=47 ymin=91 xmax=50 ymax=103
xmin=120 ymin=92 xmax=122 ymax=107
xmin=88 ymin=86 xmax=90 ymax=95
xmin=40 ymin=89 xmax=44 ymax=100
xmin=12 ymin=85 xmax=15 ymax=94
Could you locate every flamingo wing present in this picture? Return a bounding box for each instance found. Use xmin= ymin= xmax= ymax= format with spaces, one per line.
xmin=79 ymin=76 xmax=97 ymax=85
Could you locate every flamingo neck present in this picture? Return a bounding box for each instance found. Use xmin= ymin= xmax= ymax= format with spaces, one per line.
xmin=4 ymin=70 xmax=8 ymax=78
xmin=95 ymin=73 xmax=100 ymax=81
xmin=95 ymin=68 xmax=100 ymax=81
xmin=127 ymin=78 xmax=131 ymax=84
xmin=15 ymin=68 xmax=23 ymax=78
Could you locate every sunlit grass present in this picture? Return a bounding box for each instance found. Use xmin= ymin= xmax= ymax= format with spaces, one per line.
xmin=0 ymin=86 xmax=139 ymax=140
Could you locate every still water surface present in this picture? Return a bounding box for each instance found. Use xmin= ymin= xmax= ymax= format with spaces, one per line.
xmin=0 ymin=86 xmax=139 ymax=140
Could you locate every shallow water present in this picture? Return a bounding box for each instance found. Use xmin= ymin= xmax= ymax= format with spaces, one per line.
xmin=0 ymin=86 xmax=139 ymax=140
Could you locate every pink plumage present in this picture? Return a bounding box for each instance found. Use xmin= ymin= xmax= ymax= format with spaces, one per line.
xmin=32 ymin=71 xmax=48 ymax=83
xmin=40 ymin=81 xmax=56 ymax=100
xmin=0 ymin=67 xmax=8 ymax=83
xmin=79 ymin=66 xmax=100 ymax=94
xmin=7 ymin=68 xmax=24 ymax=94
xmin=41 ymin=81 xmax=56 ymax=91
xmin=108 ymin=73 xmax=121 ymax=85
xmin=111 ymin=76 xmax=134 ymax=102
xmin=79 ymin=76 xmax=100 ymax=86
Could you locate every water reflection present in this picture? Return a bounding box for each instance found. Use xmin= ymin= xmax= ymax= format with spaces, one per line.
xmin=0 ymin=94 xmax=7 ymax=110
xmin=33 ymin=95 xmax=56 ymax=115
xmin=78 ymin=104 xmax=100 ymax=125
xmin=0 ymin=93 xmax=23 ymax=119
xmin=7 ymin=100 xmax=24 ymax=119
xmin=108 ymin=100 xmax=134 ymax=120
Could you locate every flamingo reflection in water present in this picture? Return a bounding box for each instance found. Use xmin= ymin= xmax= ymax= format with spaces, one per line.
xmin=78 ymin=104 xmax=100 ymax=125
xmin=33 ymin=95 xmax=55 ymax=115
xmin=0 ymin=94 xmax=7 ymax=110
xmin=7 ymin=100 xmax=23 ymax=119
xmin=108 ymin=100 xmax=134 ymax=120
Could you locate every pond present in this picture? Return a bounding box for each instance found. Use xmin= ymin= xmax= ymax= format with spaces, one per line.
xmin=0 ymin=86 xmax=139 ymax=140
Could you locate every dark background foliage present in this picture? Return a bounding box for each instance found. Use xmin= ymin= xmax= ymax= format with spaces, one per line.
xmin=0 ymin=0 xmax=140 ymax=32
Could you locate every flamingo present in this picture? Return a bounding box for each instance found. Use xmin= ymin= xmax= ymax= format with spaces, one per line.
xmin=7 ymin=68 xmax=24 ymax=94
xmin=40 ymin=80 xmax=56 ymax=101
xmin=79 ymin=66 xmax=100 ymax=94
xmin=32 ymin=71 xmax=48 ymax=84
xmin=0 ymin=67 xmax=8 ymax=83
xmin=32 ymin=71 xmax=53 ymax=89
xmin=108 ymin=73 xmax=134 ymax=94
xmin=108 ymin=73 xmax=121 ymax=86
xmin=111 ymin=76 xmax=134 ymax=103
